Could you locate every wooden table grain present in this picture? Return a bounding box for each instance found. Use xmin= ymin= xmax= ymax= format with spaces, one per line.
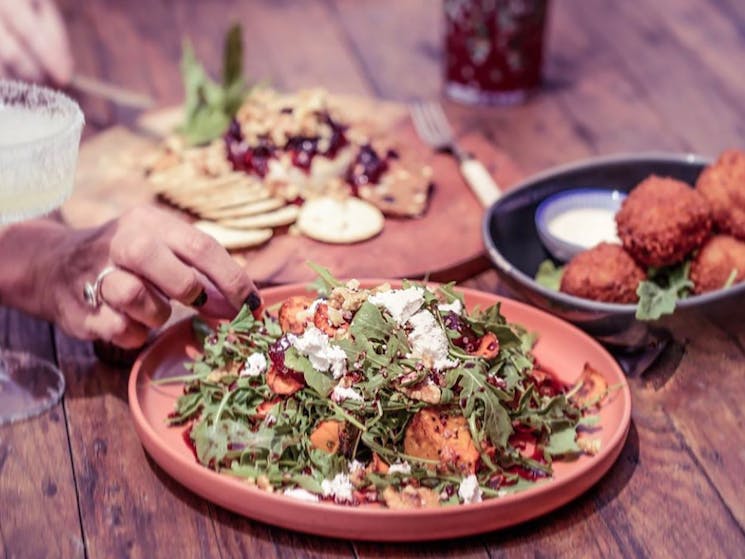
xmin=2 ymin=1 xmax=745 ymax=557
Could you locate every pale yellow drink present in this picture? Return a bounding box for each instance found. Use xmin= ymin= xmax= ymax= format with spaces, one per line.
xmin=0 ymin=80 xmax=84 ymax=425
xmin=0 ymin=82 xmax=84 ymax=223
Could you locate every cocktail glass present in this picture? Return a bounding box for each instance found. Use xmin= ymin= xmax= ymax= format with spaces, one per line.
xmin=443 ymin=0 xmax=550 ymax=105
xmin=0 ymin=80 xmax=84 ymax=424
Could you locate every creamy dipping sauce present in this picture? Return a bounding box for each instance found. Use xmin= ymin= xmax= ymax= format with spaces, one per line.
xmin=547 ymin=207 xmax=620 ymax=248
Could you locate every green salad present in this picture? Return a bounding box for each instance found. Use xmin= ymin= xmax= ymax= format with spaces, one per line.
xmin=165 ymin=266 xmax=606 ymax=508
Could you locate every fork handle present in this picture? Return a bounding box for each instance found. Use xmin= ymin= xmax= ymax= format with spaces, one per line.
xmin=460 ymin=158 xmax=501 ymax=208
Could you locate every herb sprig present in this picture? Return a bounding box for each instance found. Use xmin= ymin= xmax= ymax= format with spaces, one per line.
xmin=180 ymin=23 xmax=249 ymax=146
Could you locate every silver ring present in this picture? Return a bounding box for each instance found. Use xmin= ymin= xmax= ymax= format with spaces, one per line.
xmin=83 ymin=265 xmax=118 ymax=310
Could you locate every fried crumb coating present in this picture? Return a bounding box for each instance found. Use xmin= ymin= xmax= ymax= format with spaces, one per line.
xmin=690 ymin=234 xmax=745 ymax=294
xmin=696 ymin=149 xmax=745 ymax=241
xmin=615 ymin=175 xmax=712 ymax=267
xmin=560 ymin=243 xmax=646 ymax=303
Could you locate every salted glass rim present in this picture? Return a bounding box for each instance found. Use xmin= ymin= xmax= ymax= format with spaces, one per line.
xmin=0 ymin=79 xmax=85 ymax=152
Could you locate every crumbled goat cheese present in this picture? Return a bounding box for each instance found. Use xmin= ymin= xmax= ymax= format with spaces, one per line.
xmin=288 ymin=325 xmax=347 ymax=379
xmin=331 ymin=384 xmax=363 ymax=403
xmin=283 ymin=488 xmax=319 ymax=502
xmin=241 ymin=353 xmax=267 ymax=377
xmin=321 ymin=473 xmax=355 ymax=503
xmin=458 ymin=474 xmax=483 ymax=504
xmin=348 ymin=460 xmax=365 ymax=474
xmin=407 ymin=310 xmax=458 ymax=370
xmin=438 ymin=299 xmax=463 ymax=315
xmin=368 ymin=286 xmax=424 ymax=325
xmin=387 ymin=461 xmax=412 ymax=475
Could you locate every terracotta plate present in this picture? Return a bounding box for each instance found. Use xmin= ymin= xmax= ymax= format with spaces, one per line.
xmin=128 ymin=281 xmax=631 ymax=541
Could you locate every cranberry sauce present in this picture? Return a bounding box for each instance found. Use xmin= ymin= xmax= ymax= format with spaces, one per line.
xmin=506 ymin=428 xmax=549 ymax=481
xmin=225 ymin=113 xmax=347 ymax=176
xmin=530 ymin=364 xmax=567 ymax=398
xmin=284 ymin=114 xmax=348 ymax=173
xmin=321 ymin=113 xmax=348 ymax=158
xmin=182 ymin=425 xmax=198 ymax=461
xmin=268 ymin=336 xmax=300 ymax=377
xmin=443 ymin=312 xmax=479 ymax=353
xmin=346 ymin=144 xmax=394 ymax=194
xmin=224 ymin=120 xmax=275 ymax=177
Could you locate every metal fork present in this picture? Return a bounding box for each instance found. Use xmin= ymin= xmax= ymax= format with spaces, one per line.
xmin=410 ymin=101 xmax=501 ymax=207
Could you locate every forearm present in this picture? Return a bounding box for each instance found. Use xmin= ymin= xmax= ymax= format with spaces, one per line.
xmin=0 ymin=218 xmax=69 ymax=320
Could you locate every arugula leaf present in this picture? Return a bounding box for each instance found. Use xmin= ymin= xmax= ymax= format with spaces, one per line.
xmin=350 ymin=302 xmax=394 ymax=342
xmin=284 ymin=348 xmax=336 ymax=397
xmin=306 ymin=262 xmax=343 ymax=296
xmin=544 ymin=426 xmax=581 ymax=456
xmin=636 ymin=261 xmax=693 ymax=320
xmin=438 ymin=282 xmax=466 ymax=306
xmin=535 ymin=260 xmax=564 ymax=291
xmin=467 ymin=304 xmax=522 ymax=348
xmin=446 ymin=364 xmax=513 ymax=447
xmin=180 ymin=23 xmax=248 ymax=146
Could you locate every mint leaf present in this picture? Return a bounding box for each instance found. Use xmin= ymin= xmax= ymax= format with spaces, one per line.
xmin=535 ymin=260 xmax=564 ymax=291
xmin=222 ymin=23 xmax=243 ymax=87
xmin=180 ymin=25 xmax=249 ymax=146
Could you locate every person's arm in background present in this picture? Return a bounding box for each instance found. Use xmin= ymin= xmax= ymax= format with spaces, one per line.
xmin=0 ymin=207 xmax=262 ymax=348
xmin=0 ymin=0 xmax=73 ymax=84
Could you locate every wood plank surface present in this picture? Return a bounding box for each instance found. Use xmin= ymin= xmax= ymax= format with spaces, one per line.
xmin=2 ymin=0 xmax=745 ymax=557
xmin=52 ymin=331 xmax=224 ymax=559
xmin=0 ymin=310 xmax=84 ymax=559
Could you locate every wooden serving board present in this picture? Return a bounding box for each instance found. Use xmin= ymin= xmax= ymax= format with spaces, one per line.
xmin=62 ymin=96 xmax=523 ymax=285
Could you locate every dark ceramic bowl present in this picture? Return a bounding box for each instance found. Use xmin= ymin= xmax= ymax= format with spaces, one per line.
xmin=483 ymin=152 xmax=745 ymax=350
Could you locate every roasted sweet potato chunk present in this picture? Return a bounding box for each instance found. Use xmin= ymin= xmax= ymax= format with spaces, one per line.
xmin=403 ymin=408 xmax=479 ymax=475
xmin=472 ymin=332 xmax=500 ymax=360
xmin=313 ymin=302 xmax=349 ymax=337
xmin=266 ymin=366 xmax=304 ymax=395
xmin=370 ymin=452 xmax=390 ymax=474
xmin=278 ymin=295 xmax=314 ymax=334
xmin=310 ymin=420 xmax=344 ymax=454
xmin=571 ymin=363 xmax=609 ymax=408
xmin=255 ymin=398 xmax=281 ymax=419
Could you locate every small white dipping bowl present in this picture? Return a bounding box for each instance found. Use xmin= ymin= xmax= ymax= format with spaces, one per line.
xmin=535 ymin=188 xmax=627 ymax=262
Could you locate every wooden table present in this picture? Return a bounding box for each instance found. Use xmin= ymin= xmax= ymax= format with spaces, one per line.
xmin=2 ymin=1 xmax=745 ymax=557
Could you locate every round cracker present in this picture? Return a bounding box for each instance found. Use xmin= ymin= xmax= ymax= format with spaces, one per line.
xmin=296 ymin=197 xmax=384 ymax=244
xmin=194 ymin=221 xmax=273 ymax=250
xmin=218 ymin=205 xmax=300 ymax=229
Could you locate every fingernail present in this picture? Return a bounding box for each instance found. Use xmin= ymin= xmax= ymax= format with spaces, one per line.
xmin=244 ymin=291 xmax=261 ymax=311
xmin=192 ymin=289 xmax=208 ymax=307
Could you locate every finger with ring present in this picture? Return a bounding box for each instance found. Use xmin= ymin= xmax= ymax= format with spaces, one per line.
xmin=83 ymin=265 xmax=118 ymax=310
xmin=99 ymin=268 xmax=172 ymax=329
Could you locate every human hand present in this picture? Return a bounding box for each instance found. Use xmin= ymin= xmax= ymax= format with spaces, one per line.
xmin=43 ymin=206 xmax=261 ymax=348
xmin=0 ymin=0 xmax=73 ymax=85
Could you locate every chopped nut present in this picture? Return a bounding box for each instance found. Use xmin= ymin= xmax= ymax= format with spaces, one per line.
xmin=382 ymin=485 xmax=440 ymax=509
